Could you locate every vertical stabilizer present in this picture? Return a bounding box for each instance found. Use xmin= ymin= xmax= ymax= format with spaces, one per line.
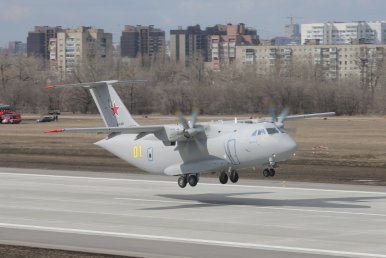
xmin=49 ymin=80 xmax=141 ymax=127
xmin=89 ymin=81 xmax=138 ymax=127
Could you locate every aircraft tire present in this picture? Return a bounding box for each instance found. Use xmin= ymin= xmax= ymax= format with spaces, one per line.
xmin=263 ymin=169 xmax=270 ymax=177
xmin=219 ymin=172 xmax=228 ymax=184
xmin=269 ymin=169 xmax=276 ymax=177
xmin=230 ymin=171 xmax=239 ymax=183
xmin=188 ymin=174 xmax=198 ymax=187
xmin=178 ymin=176 xmax=187 ymax=188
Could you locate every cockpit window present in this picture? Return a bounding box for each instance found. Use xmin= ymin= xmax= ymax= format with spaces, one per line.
xmin=266 ymin=127 xmax=280 ymax=135
xmin=257 ymin=129 xmax=266 ymax=135
xmin=252 ymin=130 xmax=257 ymax=136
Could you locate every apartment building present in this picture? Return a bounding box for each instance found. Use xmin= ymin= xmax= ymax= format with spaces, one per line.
xmin=27 ymin=26 xmax=63 ymax=59
xmin=170 ymin=24 xmax=226 ymax=66
xmin=120 ymin=25 xmax=165 ymax=60
xmin=209 ymin=23 xmax=259 ymax=70
xmin=235 ymin=44 xmax=385 ymax=80
xmin=301 ymin=21 xmax=386 ymax=45
xmin=55 ymin=26 xmax=112 ymax=75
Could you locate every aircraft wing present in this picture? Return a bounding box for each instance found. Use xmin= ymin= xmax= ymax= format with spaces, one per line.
xmin=46 ymin=125 xmax=164 ymax=134
xmin=238 ymin=112 xmax=336 ymax=124
xmin=285 ymin=112 xmax=336 ymax=120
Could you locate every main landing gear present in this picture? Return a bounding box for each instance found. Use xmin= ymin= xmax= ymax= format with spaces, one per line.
xmin=177 ymin=170 xmax=240 ymax=188
xmin=219 ymin=170 xmax=239 ymax=184
xmin=178 ymin=174 xmax=199 ymax=188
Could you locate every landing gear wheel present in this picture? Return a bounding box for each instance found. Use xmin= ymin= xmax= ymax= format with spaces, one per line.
xmin=188 ymin=174 xmax=198 ymax=187
xmin=263 ymin=168 xmax=270 ymax=177
xmin=219 ymin=172 xmax=229 ymax=184
xmin=178 ymin=176 xmax=187 ymax=188
xmin=269 ymin=168 xmax=276 ymax=177
xmin=230 ymin=171 xmax=239 ymax=183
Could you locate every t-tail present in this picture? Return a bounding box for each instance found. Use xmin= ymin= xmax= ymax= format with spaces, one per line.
xmin=48 ymin=80 xmax=145 ymax=127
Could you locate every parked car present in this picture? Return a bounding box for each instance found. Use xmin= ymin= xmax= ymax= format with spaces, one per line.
xmin=36 ymin=116 xmax=55 ymax=123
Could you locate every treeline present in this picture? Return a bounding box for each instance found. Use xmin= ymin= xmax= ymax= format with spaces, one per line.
xmin=0 ymin=52 xmax=385 ymax=116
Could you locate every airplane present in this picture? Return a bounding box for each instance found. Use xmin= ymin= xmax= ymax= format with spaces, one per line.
xmin=47 ymin=80 xmax=335 ymax=188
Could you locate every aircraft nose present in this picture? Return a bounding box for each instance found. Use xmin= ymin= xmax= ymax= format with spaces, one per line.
xmin=279 ymin=136 xmax=297 ymax=160
xmin=287 ymin=137 xmax=297 ymax=154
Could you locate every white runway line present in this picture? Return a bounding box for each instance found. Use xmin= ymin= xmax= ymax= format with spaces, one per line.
xmin=0 ymin=222 xmax=385 ymax=258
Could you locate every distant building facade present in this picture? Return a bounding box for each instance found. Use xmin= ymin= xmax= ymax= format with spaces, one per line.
xmin=27 ymin=26 xmax=63 ymax=59
xmin=170 ymin=24 xmax=223 ymax=66
xmin=56 ymin=26 xmax=112 ymax=74
xmin=301 ymin=21 xmax=386 ymax=45
xmin=284 ymin=23 xmax=301 ymax=45
xmin=120 ymin=25 xmax=165 ymax=60
xmin=235 ymin=44 xmax=386 ymax=80
xmin=210 ymin=23 xmax=259 ymax=70
xmin=170 ymin=23 xmax=259 ymax=68
xmin=8 ymin=41 xmax=26 ymax=54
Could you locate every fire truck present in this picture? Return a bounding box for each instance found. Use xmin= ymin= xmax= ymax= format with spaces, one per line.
xmin=0 ymin=104 xmax=22 ymax=124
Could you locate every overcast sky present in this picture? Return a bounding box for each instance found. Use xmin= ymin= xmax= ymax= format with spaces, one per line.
xmin=0 ymin=0 xmax=385 ymax=46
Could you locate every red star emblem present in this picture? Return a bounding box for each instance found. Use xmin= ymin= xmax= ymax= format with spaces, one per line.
xmin=111 ymin=102 xmax=119 ymax=116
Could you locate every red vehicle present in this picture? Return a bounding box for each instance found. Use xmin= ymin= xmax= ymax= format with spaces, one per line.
xmin=0 ymin=104 xmax=22 ymax=124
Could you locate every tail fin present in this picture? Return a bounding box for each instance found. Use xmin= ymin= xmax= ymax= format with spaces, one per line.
xmin=49 ymin=80 xmax=145 ymax=127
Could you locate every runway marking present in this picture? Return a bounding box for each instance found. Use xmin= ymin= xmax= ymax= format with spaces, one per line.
xmin=114 ymin=197 xmax=386 ymax=217
xmin=1 ymin=171 xmax=386 ymax=195
xmin=0 ymin=222 xmax=385 ymax=258
xmin=114 ymin=197 xmax=204 ymax=205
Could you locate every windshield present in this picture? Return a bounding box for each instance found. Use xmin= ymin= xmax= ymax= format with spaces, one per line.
xmin=266 ymin=127 xmax=280 ymax=135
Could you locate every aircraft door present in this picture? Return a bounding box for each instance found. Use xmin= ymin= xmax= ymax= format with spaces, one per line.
xmin=225 ymin=139 xmax=240 ymax=165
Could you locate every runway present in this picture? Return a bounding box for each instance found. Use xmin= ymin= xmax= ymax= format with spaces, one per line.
xmin=0 ymin=167 xmax=386 ymax=258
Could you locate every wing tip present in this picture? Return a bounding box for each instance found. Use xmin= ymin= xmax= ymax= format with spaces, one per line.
xmin=45 ymin=128 xmax=64 ymax=133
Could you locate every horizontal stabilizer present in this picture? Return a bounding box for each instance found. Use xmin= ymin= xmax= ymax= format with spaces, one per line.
xmin=46 ymin=125 xmax=164 ymax=134
xmin=47 ymin=80 xmax=147 ymax=89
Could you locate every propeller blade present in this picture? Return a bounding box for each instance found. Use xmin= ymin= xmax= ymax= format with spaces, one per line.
xmin=278 ymin=107 xmax=289 ymax=124
xmin=190 ymin=111 xmax=198 ymax=128
xmin=177 ymin=113 xmax=189 ymax=130
xmin=269 ymin=107 xmax=277 ymax=122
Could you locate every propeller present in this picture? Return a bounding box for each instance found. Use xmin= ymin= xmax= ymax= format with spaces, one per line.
xmin=177 ymin=111 xmax=207 ymax=152
xmin=270 ymin=107 xmax=289 ymax=129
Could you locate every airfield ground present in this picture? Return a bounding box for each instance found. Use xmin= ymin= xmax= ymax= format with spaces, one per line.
xmin=0 ymin=114 xmax=385 ymax=185
xmin=1 ymin=114 xmax=386 ymax=257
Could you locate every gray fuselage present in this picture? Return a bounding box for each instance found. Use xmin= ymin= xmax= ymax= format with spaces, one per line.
xmin=95 ymin=121 xmax=297 ymax=176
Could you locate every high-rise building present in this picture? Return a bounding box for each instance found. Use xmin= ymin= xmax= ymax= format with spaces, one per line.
xmin=301 ymin=21 xmax=386 ymax=45
xmin=284 ymin=22 xmax=301 ymax=45
xmin=170 ymin=23 xmax=258 ymax=68
xmin=170 ymin=24 xmax=224 ymax=65
xmin=209 ymin=23 xmax=259 ymax=70
xmin=27 ymin=26 xmax=63 ymax=59
xmin=120 ymin=25 xmax=165 ymax=60
xmin=56 ymin=26 xmax=112 ymax=75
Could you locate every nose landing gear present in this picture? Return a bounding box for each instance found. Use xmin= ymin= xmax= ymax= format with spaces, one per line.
xmin=263 ymin=168 xmax=276 ymax=177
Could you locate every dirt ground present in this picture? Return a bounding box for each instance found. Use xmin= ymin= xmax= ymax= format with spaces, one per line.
xmin=0 ymin=114 xmax=386 ymax=256
xmin=0 ymin=244 xmax=131 ymax=258
xmin=0 ymin=114 xmax=385 ymax=185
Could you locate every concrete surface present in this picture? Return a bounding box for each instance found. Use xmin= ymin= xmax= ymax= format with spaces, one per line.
xmin=0 ymin=167 xmax=386 ymax=258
